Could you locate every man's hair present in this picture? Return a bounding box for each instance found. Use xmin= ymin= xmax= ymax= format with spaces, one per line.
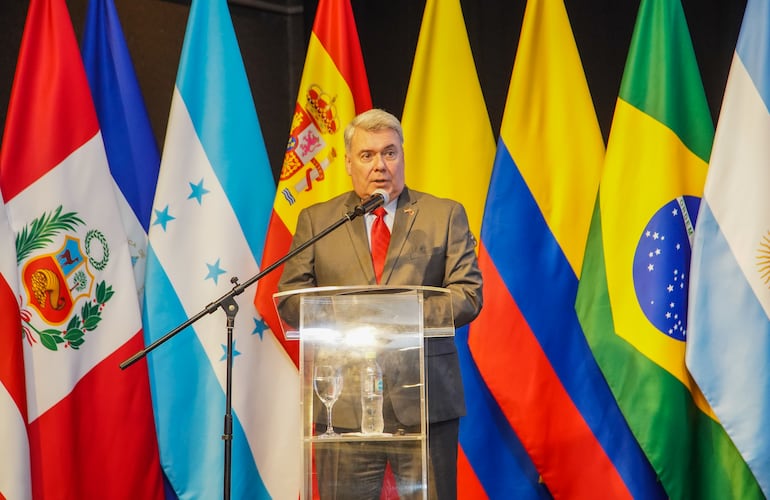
xmin=344 ymin=108 xmax=404 ymax=152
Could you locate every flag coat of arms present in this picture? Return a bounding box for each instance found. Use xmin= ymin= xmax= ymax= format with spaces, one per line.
xmin=0 ymin=0 xmax=164 ymax=497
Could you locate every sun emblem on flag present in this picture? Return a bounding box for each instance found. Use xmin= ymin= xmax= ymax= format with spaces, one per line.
xmin=757 ymin=231 xmax=770 ymax=287
xmin=632 ymin=195 xmax=700 ymax=341
xmin=17 ymin=206 xmax=114 ymax=351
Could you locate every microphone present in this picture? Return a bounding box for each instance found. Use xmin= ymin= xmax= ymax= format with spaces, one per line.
xmin=348 ymin=188 xmax=389 ymax=219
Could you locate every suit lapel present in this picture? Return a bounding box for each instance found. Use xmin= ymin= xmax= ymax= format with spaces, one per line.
xmin=384 ymin=188 xmax=418 ymax=284
xmin=342 ymin=192 xmax=377 ymax=283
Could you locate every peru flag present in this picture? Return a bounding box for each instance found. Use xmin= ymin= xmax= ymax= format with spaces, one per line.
xmin=0 ymin=0 xmax=164 ymax=497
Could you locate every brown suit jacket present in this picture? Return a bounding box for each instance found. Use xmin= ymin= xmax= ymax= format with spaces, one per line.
xmin=278 ymin=187 xmax=483 ymax=427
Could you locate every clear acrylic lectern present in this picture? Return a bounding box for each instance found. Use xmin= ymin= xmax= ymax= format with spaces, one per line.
xmin=273 ymin=285 xmax=454 ymax=500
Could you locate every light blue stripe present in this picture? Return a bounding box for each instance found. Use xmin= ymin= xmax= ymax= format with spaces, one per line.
xmin=146 ymin=1 xmax=277 ymax=497
xmin=687 ymin=203 xmax=770 ymax=495
xmin=143 ymin=246 xmax=270 ymax=499
xmin=175 ymin=0 xmax=275 ymax=261
xmin=736 ymin=0 xmax=770 ymax=112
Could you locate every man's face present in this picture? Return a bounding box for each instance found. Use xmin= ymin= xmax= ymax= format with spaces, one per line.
xmin=345 ymin=127 xmax=405 ymax=202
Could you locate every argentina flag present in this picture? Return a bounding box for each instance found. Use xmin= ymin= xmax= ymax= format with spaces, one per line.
xmin=687 ymin=0 xmax=770 ymax=495
xmin=143 ymin=0 xmax=299 ymax=498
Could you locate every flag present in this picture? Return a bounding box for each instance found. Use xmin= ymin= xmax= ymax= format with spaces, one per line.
xmin=0 ymin=0 xmax=164 ymax=497
xmin=401 ymin=0 xmax=494 ymax=234
xmin=81 ymin=0 xmax=161 ymax=304
xmin=0 ymin=191 xmax=30 ymax=500
xmin=467 ymin=0 xmax=665 ymax=498
xmin=399 ymin=0 xmax=502 ymax=495
xmin=142 ymin=0 xmax=295 ymax=497
xmin=575 ymin=0 xmax=762 ymax=497
xmin=455 ymin=337 xmax=546 ymax=499
xmin=686 ymin=0 xmax=770 ymax=496
xmin=254 ymin=0 xmax=371 ymax=358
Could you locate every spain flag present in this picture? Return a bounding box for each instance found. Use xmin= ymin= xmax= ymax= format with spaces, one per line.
xmin=254 ymin=0 xmax=371 ymax=364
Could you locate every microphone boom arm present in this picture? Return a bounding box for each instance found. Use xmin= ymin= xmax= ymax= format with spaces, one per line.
xmin=120 ymin=206 xmax=366 ymax=369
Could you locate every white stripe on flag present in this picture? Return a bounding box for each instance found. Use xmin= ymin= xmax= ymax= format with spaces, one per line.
xmin=687 ymin=15 xmax=770 ymax=495
xmin=150 ymin=88 xmax=299 ymax=499
xmin=13 ymin=133 xmax=141 ymax=420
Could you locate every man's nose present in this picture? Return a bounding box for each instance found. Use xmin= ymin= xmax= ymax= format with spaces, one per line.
xmin=372 ymin=152 xmax=388 ymax=168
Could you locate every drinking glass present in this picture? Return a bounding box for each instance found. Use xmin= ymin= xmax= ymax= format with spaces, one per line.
xmin=313 ymin=364 xmax=343 ymax=438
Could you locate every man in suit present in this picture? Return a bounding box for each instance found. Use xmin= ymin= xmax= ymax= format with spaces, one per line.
xmin=278 ymin=108 xmax=482 ymax=499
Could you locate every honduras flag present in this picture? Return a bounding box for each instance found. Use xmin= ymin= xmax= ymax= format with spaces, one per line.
xmin=687 ymin=0 xmax=770 ymax=495
xmin=143 ymin=0 xmax=299 ymax=498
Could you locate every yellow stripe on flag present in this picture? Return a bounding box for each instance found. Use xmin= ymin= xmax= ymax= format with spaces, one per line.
xmin=402 ymin=0 xmax=495 ymax=235
xmin=274 ymin=34 xmax=360 ymax=234
xmin=502 ymin=0 xmax=604 ymax=276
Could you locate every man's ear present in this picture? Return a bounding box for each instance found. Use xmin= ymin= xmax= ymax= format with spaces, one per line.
xmin=345 ymin=155 xmax=352 ymax=175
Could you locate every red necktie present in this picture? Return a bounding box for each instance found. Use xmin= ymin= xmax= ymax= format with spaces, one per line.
xmin=370 ymin=207 xmax=390 ymax=283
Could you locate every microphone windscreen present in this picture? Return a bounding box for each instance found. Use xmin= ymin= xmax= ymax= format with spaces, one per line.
xmin=372 ymin=188 xmax=389 ymax=206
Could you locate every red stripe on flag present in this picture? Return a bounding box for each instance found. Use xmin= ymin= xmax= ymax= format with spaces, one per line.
xmin=0 ymin=0 xmax=98 ymax=202
xmin=312 ymin=0 xmax=371 ymax=114
xmin=0 ymin=277 xmax=25 ymax=417
xmin=457 ymin=445 xmax=487 ymax=499
xmin=469 ymin=246 xmax=631 ymax=499
xmin=27 ymin=333 xmax=163 ymax=499
xmin=255 ymin=211 xmax=299 ymax=366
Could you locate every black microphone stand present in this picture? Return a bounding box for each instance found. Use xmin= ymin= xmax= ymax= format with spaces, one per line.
xmin=120 ymin=197 xmax=382 ymax=500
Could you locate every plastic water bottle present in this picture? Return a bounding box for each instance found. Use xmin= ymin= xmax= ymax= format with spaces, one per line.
xmin=360 ymin=351 xmax=384 ymax=434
